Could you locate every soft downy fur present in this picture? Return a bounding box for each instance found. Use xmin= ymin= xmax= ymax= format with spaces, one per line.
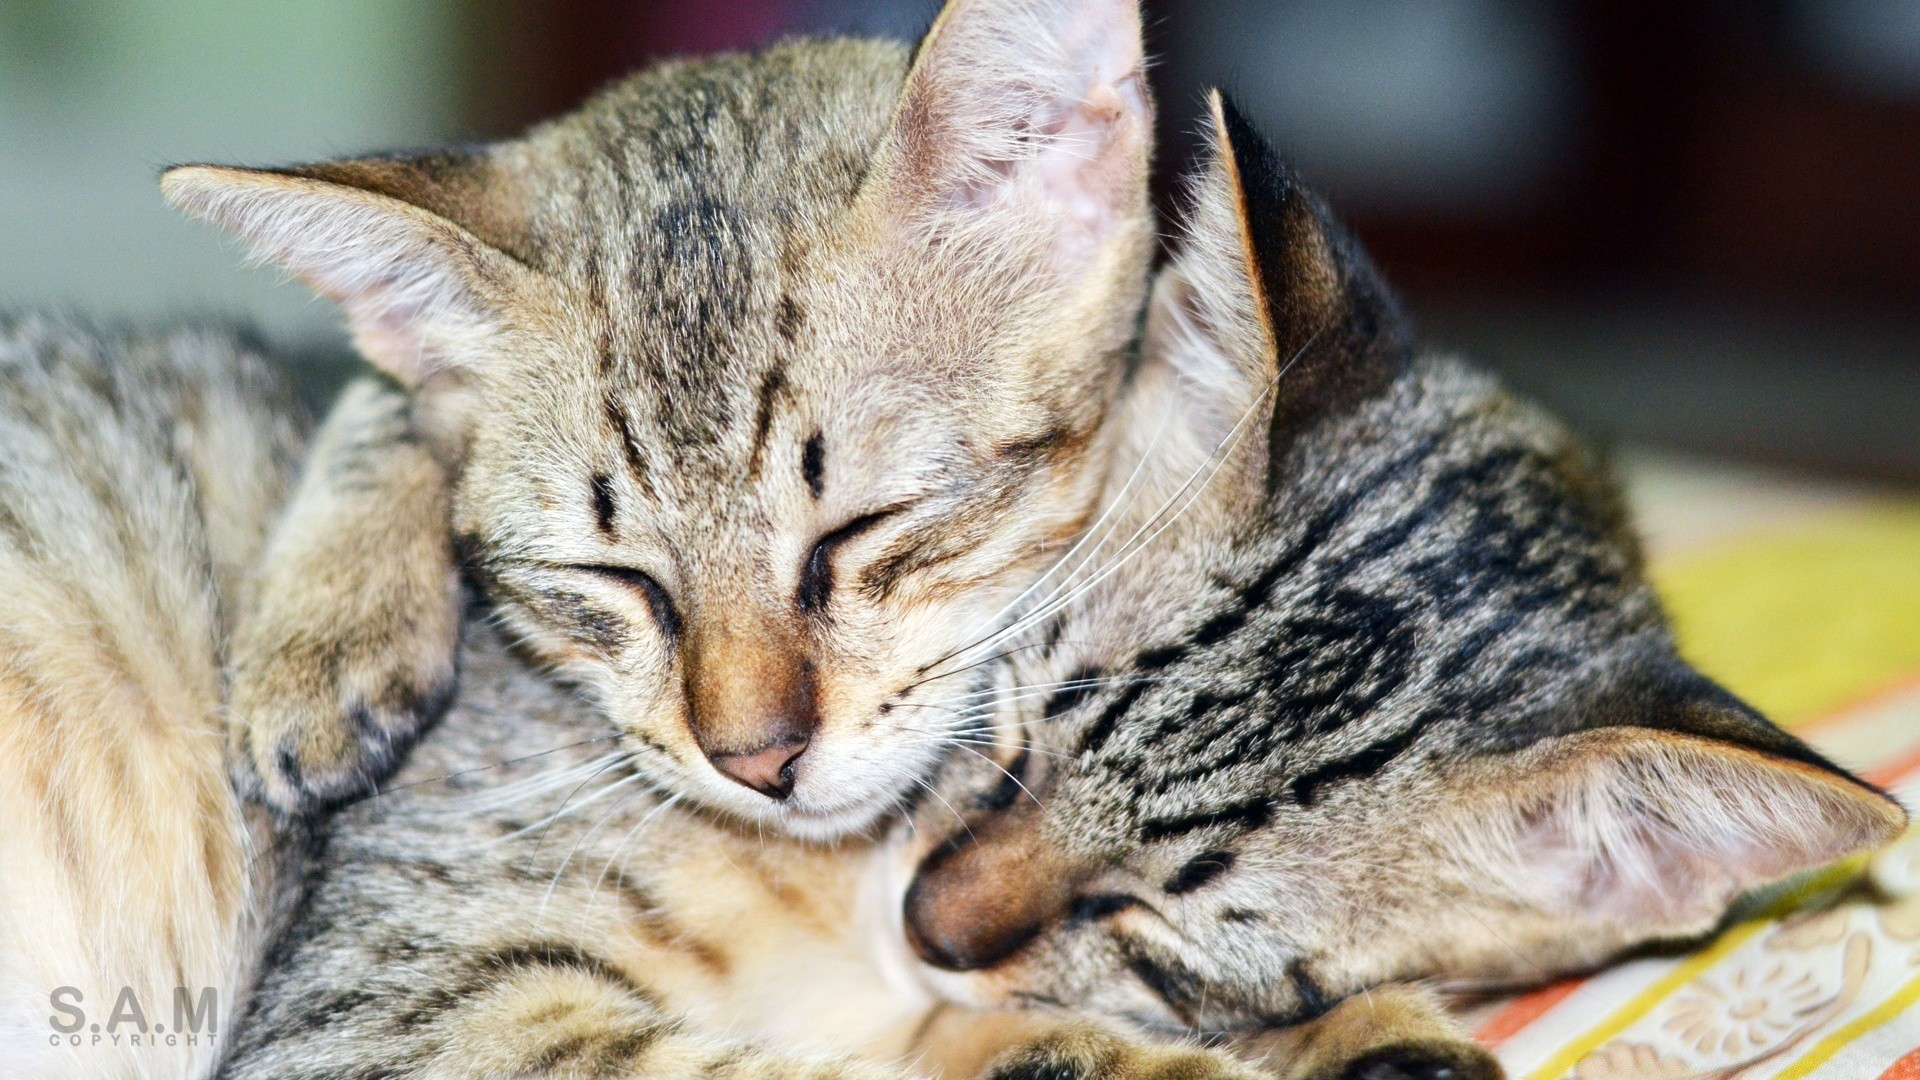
xmin=164 ymin=0 xmax=1157 ymax=841
xmin=889 ymin=94 xmax=1906 ymax=1052
xmin=216 ymin=621 xmax=1290 ymax=1080
xmin=0 ymin=315 xmax=308 ymax=1078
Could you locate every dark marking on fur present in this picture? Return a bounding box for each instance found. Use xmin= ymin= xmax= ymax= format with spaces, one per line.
xmin=1122 ymin=948 xmax=1199 ymax=1025
xmin=604 ymin=396 xmax=653 ymax=498
xmin=540 ymin=588 xmax=632 ymax=652
xmin=1290 ymin=713 xmax=1441 ymax=806
xmin=1077 ymin=680 xmax=1152 ymax=757
xmin=1138 ymin=797 xmax=1272 ymax=842
xmin=994 ymin=420 xmax=1069 ymax=466
xmin=604 ymin=870 xmax=731 ymax=976
xmin=1163 ymin=850 xmax=1235 ymax=895
xmin=775 ymin=294 xmax=804 ymax=342
xmin=578 ymin=566 xmax=682 ymax=643
xmin=801 ymin=431 xmax=825 ymax=499
xmin=798 ymin=505 xmax=900 ymax=613
xmin=1344 ymin=1042 xmax=1501 ymax=1080
xmin=1042 ymin=667 xmax=1104 ymax=721
xmin=986 ymin=1056 xmax=1087 ymax=1080
xmin=590 ymin=472 xmax=618 ymax=537
xmin=746 ymin=366 xmax=787 ymax=480
xmin=392 ymin=942 xmax=653 ymax=1032
xmin=975 ymin=742 xmax=1033 ymax=812
xmin=1065 ymin=893 xmax=1139 ymax=924
xmin=1286 ymin=960 xmax=1335 ymax=1021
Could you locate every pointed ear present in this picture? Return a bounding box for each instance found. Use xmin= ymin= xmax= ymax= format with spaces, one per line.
xmin=161 ymin=152 xmax=536 ymax=388
xmin=1468 ymin=689 xmax=1906 ymax=934
xmin=1146 ymin=92 xmax=1411 ymax=462
xmin=871 ymin=0 xmax=1150 ymax=268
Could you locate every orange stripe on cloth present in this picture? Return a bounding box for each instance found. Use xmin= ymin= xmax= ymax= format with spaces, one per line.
xmin=1798 ymin=669 xmax=1920 ymax=737
xmin=1880 ymin=1047 xmax=1920 ymax=1080
xmin=1475 ymin=979 xmax=1583 ymax=1047
xmin=1879 ymin=1047 xmax=1920 ymax=1080
xmin=1867 ymin=741 xmax=1920 ymax=788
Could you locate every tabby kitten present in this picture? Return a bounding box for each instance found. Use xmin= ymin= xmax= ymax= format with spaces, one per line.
xmin=894 ymin=94 xmax=1905 ymax=1050
xmin=166 ymin=0 xmax=1154 ymax=837
xmin=0 ymin=316 xmax=307 ymax=1080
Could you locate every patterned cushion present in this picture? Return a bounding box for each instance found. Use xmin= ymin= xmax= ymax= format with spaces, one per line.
xmin=1479 ymin=454 xmax=1920 ymax=1079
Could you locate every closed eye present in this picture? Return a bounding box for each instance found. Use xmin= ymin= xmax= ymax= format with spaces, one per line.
xmin=796 ymin=506 xmax=906 ymax=613
xmin=571 ymin=564 xmax=682 ymax=641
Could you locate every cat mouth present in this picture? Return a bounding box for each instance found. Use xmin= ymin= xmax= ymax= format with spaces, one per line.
xmin=762 ymin=793 xmax=901 ymax=841
xmin=732 ymin=739 xmax=948 ymax=842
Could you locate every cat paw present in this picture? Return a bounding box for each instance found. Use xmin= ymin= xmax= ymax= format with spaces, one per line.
xmin=227 ymin=376 xmax=460 ymax=815
xmin=229 ymin=586 xmax=458 ymax=814
xmin=1336 ymin=1042 xmax=1504 ymax=1080
xmin=984 ymin=1029 xmax=1265 ymax=1080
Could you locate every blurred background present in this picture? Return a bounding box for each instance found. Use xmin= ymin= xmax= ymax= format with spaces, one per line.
xmin=2 ymin=0 xmax=1916 ymax=481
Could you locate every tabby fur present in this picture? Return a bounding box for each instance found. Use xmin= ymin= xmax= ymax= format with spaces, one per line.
xmin=165 ymin=0 xmax=1156 ymax=843
xmin=0 ymin=315 xmax=306 ymax=1079
xmin=893 ymin=95 xmax=1904 ymax=1042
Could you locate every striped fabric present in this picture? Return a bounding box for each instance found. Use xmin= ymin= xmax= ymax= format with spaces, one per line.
xmin=1475 ymin=455 xmax=1920 ymax=1079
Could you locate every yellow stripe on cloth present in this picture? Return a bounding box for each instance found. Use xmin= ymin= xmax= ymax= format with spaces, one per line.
xmin=1520 ymin=921 xmax=1771 ymax=1080
xmin=1772 ymin=970 xmax=1920 ymax=1080
xmin=1653 ymin=506 xmax=1920 ymax=725
xmin=1518 ymin=862 xmax=1868 ymax=1080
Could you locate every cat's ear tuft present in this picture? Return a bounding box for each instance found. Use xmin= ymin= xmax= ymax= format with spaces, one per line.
xmin=877 ymin=0 xmax=1151 ymax=266
xmin=1466 ymin=694 xmax=1905 ymax=934
xmin=1148 ymin=92 xmax=1412 ymax=462
xmin=161 ymin=156 xmax=533 ymax=388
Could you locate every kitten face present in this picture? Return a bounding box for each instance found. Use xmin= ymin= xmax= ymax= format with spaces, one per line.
xmin=890 ymin=95 xmax=1905 ymax=1030
xmin=166 ymin=1 xmax=1153 ymax=837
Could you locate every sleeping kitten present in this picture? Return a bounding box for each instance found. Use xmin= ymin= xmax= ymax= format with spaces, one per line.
xmin=0 ymin=315 xmax=308 ymax=1080
xmin=167 ymin=0 xmax=1154 ymax=837
xmin=893 ymin=92 xmax=1906 ymax=1054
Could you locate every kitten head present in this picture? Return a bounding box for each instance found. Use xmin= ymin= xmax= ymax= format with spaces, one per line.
xmin=893 ymin=94 xmax=1906 ymax=1029
xmin=164 ymin=0 xmax=1153 ymax=838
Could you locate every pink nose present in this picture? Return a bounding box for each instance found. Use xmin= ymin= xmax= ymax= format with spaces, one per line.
xmin=708 ymin=735 xmax=808 ymax=800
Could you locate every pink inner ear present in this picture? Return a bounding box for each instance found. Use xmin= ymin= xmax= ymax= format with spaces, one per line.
xmin=1503 ymin=736 xmax=1903 ymax=933
xmin=1032 ymin=71 xmax=1147 ymax=260
xmin=345 ymin=301 xmax=437 ymax=384
xmin=1578 ymin=817 xmax=1744 ymax=927
xmin=903 ymin=0 xmax=1148 ymax=261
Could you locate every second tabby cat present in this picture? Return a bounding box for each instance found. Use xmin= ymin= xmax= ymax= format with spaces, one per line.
xmin=894 ymin=92 xmax=1904 ymax=1042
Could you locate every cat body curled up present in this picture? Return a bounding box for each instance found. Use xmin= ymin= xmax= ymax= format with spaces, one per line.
xmin=216 ymin=96 xmax=1902 ymax=1080
xmin=0 ymin=316 xmax=312 ymax=1079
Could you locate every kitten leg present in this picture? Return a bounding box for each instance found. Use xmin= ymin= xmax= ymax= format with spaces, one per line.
xmin=1230 ymin=984 xmax=1503 ymax=1080
xmin=228 ymin=376 xmax=460 ymax=812
xmin=228 ymin=954 xmax=912 ymax=1080
xmin=908 ymin=1006 xmax=1268 ymax=1080
xmin=423 ymin=971 xmax=910 ymax=1080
